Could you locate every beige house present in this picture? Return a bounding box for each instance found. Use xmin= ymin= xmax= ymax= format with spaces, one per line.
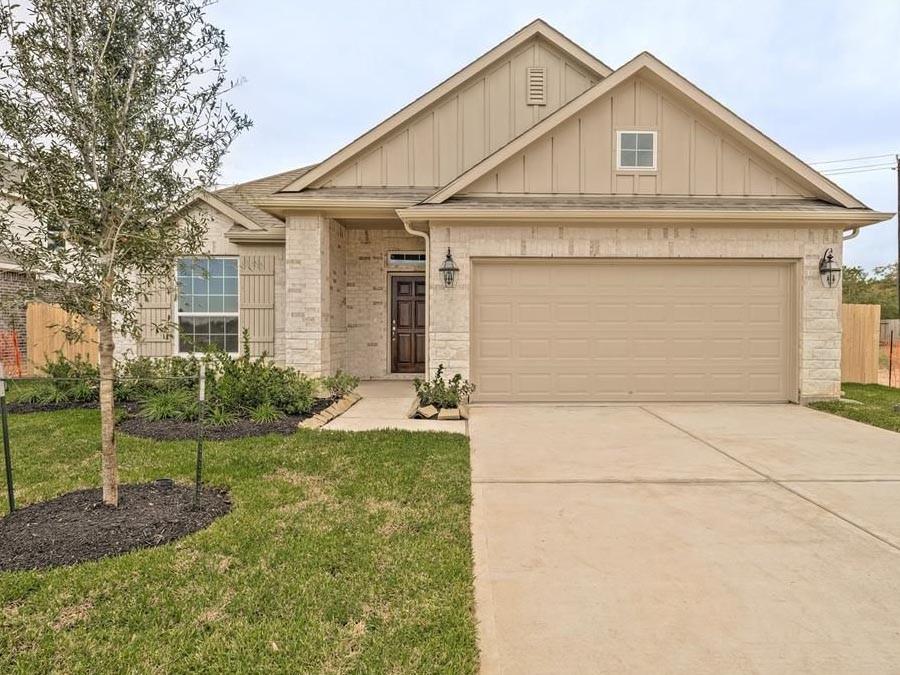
xmin=133 ymin=19 xmax=891 ymax=403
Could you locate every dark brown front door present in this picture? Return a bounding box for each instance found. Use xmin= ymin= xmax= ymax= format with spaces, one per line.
xmin=391 ymin=275 xmax=425 ymax=373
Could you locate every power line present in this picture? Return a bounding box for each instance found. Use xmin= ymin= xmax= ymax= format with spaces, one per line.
xmin=809 ymin=153 xmax=898 ymax=166
xmin=821 ymin=162 xmax=895 ymax=173
xmin=821 ymin=164 xmax=895 ymax=176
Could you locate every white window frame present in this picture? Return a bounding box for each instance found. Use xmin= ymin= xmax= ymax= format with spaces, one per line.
xmin=616 ymin=130 xmax=658 ymax=171
xmin=174 ymin=255 xmax=241 ymax=356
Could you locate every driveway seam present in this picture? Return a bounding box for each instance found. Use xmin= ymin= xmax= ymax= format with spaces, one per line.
xmin=640 ymin=406 xmax=900 ymax=555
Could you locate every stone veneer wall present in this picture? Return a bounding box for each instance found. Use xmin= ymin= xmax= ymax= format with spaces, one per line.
xmin=427 ymin=223 xmax=843 ymax=401
xmin=328 ymin=219 xmax=347 ymax=373
xmin=346 ymin=229 xmax=426 ymax=378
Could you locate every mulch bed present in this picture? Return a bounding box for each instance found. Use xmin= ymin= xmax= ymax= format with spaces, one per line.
xmin=6 ymin=400 xmax=98 ymax=414
xmin=118 ymin=397 xmax=335 ymax=441
xmin=7 ymin=398 xmax=337 ymax=441
xmin=0 ymin=481 xmax=231 ymax=572
xmin=118 ymin=414 xmax=305 ymax=441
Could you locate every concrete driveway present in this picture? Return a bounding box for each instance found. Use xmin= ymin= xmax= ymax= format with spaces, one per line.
xmin=470 ymin=404 xmax=900 ymax=674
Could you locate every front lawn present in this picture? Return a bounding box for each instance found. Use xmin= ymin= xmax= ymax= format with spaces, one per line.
xmin=0 ymin=409 xmax=477 ymax=673
xmin=809 ymin=383 xmax=900 ymax=433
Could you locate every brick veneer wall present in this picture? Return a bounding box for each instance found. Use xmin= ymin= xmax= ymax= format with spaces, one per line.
xmin=428 ymin=222 xmax=843 ymax=401
xmin=0 ymin=269 xmax=28 ymax=365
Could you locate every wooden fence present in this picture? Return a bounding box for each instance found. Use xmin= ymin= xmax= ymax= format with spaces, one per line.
xmin=881 ymin=319 xmax=900 ymax=343
xmin=841 ymin=304 xmax=881 ymax=384
xmin=26 ymin=303 xmax=98 ymax=372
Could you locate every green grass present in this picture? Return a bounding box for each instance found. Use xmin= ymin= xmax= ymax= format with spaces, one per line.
xmin=810 ymin=383 xmax=900 ymax=433
xmin=0 ymin=409 xmax=477 ymax=673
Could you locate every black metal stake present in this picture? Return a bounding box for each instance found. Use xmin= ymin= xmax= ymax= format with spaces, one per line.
xmin=0 ymin=365 xmax=14 ymax=513
xmin=890 ymin=331 xmax=895 ymax=389
xmin=194 ymin=364 xmax=205 ymax=509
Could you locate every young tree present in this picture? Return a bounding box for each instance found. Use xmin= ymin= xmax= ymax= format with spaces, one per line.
xmin=0 ymin=0 xmax=250 ymax=506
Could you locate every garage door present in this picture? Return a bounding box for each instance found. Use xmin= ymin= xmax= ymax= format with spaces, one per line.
xmin=471 ymin=260 xmax=795 ymax=402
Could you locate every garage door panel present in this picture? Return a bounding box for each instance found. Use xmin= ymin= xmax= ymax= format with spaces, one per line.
xmin=472 ymin=260 xmax=793 ymax=402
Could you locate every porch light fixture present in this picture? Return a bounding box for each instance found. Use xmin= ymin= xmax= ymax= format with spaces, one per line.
xmin=819 ymin=248 xmax=841 ymax=288
xmin=439 ymin=248 xmax=459 ymax=288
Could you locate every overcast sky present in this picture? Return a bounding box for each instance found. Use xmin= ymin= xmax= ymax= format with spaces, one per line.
xmin=208 ymin=0 xmax=899 ymax=271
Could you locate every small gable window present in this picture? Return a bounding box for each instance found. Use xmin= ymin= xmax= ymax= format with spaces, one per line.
xmin=617 ymin=131 xmax=657 ymax=170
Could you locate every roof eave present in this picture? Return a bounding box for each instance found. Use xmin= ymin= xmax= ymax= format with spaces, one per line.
xmin=397 ymin=206 xmax=893 ymax=226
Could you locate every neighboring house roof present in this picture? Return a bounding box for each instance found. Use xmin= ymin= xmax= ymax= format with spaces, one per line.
xmin=278 ymin=19 xmax=613 ymax=193
xmin=423 ymin=52 xmax=869 ymax=209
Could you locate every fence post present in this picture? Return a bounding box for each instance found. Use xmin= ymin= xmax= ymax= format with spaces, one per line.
xmin=0 ymin=363 xmax=13 ymax=513
xmin=194 ymin=363 xmax=206 ymax=508
xmin=890 ymin=331 xmax=894 ymax=388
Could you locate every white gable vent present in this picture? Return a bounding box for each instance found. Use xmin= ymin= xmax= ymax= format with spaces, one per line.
xmin=526 ymin=67 xmax=547 ymax=106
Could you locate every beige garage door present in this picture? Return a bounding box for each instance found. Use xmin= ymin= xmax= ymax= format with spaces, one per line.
xmin=471 ymin=260 xmax=795 ymax=402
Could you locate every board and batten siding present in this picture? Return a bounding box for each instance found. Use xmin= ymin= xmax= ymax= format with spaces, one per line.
xmin=462 ymin=76 xmax=811 ymax=197
xmin=136 ymin=254 xmax=277 ymax=359
xmin=314 ymin=37 xmax=598 ymax=189
xmin=239 ymin=254 xmax=276 ymax=357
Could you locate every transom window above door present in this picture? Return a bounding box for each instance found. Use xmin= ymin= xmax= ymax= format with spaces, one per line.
xmin=176 ymin=257 xmax=239 ymax=354
xmin=617 ymin=131 xmax=657 ymax=170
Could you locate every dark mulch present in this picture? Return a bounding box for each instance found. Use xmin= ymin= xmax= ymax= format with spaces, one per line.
xmin=118 ymin=414 xmax=306 ymax=441
xmin=0 ymin=481 xmax=231 ymax=572
xmin=117 ymin=397 xmax=335 ymax=441
xmin=6 ymin=400 xmax=98 ymax=414
xmin=10 ymin=398 xmax=336 ymax=441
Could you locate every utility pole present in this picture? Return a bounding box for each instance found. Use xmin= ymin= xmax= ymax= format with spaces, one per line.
xmin=896 ymin=154 xmax=899 ymax=317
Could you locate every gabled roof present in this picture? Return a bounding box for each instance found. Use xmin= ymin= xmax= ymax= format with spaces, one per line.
xmin=202 ymin=164 xmax=318 ymax=229
xmin=278 ymin=19 xmax=613 ymax=194
xmin=423 ymin=52 xmax=868 ymax=209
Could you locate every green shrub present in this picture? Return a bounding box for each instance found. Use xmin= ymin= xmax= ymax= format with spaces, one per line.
xmin=38 ymin=353 xmax=99 ymax=403
xmin=8 ymin=382 xmax=54 ymax=405
xmin=249 ymin=402 xmax=286 ymax=423
xmin=413 ymin=364 xmax=475 ymax=409
xmin=205 ymin=405 xmax=237 ymax=427
xmin=41 ymin=352 xmax=99 ymax=382
xmin=140 ymin=389 xmax=198 ymax=422
xmin=321 ymin=370 xmax=359 ymax=399
xmin=206 ymin=339 xmax=316 ymax=416
xmin=115 ymin=356 xmax=199 ymax=402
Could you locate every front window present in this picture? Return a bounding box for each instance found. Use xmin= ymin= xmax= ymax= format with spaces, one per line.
xmin=617 ymin=131 xmax=657 ymax=170
xmin=176 ymin=257 xmax=239 ymax=353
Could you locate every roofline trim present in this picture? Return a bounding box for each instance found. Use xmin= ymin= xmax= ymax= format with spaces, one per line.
xmin=397 ymin=205 xmax=893 ymax=226
xmin=279 ymin=20 xmax=612 ymax=193
xmin=193 ymin=190 xmax=265 ymax=231
xmin=423 ymin=52 xmax=867 ymax=209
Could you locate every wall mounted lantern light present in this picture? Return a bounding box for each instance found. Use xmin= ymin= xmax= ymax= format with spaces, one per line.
xmin=439 ymin=248 xmax=459 ymax=288
xmin=819 ymin=248 xmax=841 ymax=288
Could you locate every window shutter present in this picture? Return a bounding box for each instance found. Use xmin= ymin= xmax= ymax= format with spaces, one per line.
xmin=239 ymin=254 xmax=275 ymax=357
xmin=137 ymin=277 xmax=174 ymax=357
xmin=526 ymin=67 xmax=547 ymax=106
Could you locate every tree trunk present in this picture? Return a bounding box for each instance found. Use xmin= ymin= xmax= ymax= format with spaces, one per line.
xmin=97 ymin=317 xmax=118 ymax=507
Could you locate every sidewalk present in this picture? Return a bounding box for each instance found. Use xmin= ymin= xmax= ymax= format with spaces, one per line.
xmin=324 ymin=380 xmax=467 ymax=434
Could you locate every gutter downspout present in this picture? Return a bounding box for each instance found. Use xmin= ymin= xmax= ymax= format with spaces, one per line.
xmin=402 ymin=217 xmax=431 ymax=376
xmin=843 ymin=227 xmax=860 ymax=241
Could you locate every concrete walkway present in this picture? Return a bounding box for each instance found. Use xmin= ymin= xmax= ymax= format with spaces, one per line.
xmin=323 ymin=380 xmax=466 ymax=433
xmin=470 ymin=403 xmax=900 ymax=674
